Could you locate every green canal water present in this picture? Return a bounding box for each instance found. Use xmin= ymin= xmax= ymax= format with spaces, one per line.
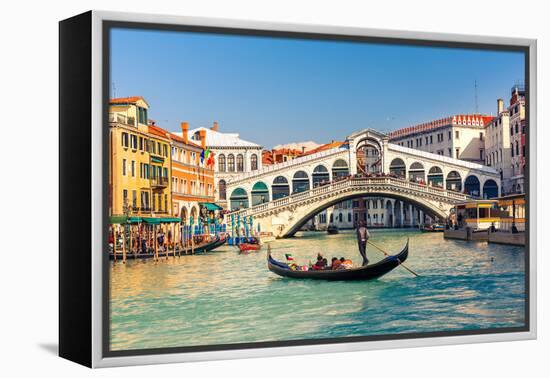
xmin=110 ymin=229 xmax=526 ymax=351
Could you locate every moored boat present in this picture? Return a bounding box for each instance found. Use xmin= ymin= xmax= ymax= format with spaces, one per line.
xmin=327 ymin=224 xmax=339 ymax=234
xmin=238 ymin=243 xmax=262 ymax=253
xmin=421 ymin=223 xmax=445 ymax=232
xmin=267 ymin=239 xmax=409 ymax=281
xmin=110 ymin=235 xmax=226 ymax=260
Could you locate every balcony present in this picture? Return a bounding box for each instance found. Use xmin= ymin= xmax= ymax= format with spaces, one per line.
xmin=151 ymin=176 xmax=169 ymax=188
xmin=109 ymin=112 xmax=135 ymax=126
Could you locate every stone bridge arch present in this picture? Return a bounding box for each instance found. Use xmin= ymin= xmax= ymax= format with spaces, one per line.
xmin=275 ymin=189 xmax=449 ymax=238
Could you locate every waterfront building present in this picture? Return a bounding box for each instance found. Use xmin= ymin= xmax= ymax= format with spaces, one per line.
xmin=484 ymin=99 xmax=513 ymax=194
xmin=508 ymin=84 xmax=526 ymax=193
xmin=312 ymin=197 xmax=435 ymax=230
xmin=176 ymin=122 xmax=263 ymax=208
xmin=389 ymin=114 xmax=494 ymax=164
xmin=168 ymin=122 xmax=216 ymax=225
xmin=109 ymin=96 xmax=172 ymax=218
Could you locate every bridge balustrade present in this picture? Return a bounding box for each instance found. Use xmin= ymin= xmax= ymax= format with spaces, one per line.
xmin=229 ymin=176 xmax=471 ymax=218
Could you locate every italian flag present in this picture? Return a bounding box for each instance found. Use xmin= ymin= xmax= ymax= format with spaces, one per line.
xmin=285 ymin=254 xmax=294 ymax=261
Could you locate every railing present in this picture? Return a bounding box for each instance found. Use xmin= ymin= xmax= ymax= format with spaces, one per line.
xmin=109 ymin=112 xmax=135 ymax=126
xmin=151 ymin=176 xmax=169 ymax=188
xmin=229 ymin=176 xmax=471 ymax=217
xmin=388 ymin=143 xmax=499 ymax=175
xmin=228 ymin=146 xmax=349 ymax=185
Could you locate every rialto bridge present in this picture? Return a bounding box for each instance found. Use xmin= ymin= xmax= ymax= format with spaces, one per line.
xmin=225 ymin=129 xmax=501 ymax=237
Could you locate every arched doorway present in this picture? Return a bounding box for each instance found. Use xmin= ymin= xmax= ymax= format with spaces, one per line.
xmin=427 ymin=166 xmax=443 ymax=188
xmin=483 ymin=179 xmax=499 ymax=199
xmin=332 ymin=159 xmax=349 ymax=180
xmin=230 ymin=188 xmax=249 ymax=210
xmin=355 ymin=137 xmax=382 ymax=174
xmin=190 ymin=206 xmax=198 ymax=225
xmin=464 ymin=175 xmax=481 ymax=197
xmin=251 ymin=181 xmax=269 ymax=206
xmin=409 ymin=162 xmax=425 ymax=183
xmin=446 ymin=171 xmax=462 ymax=192
xmin=180 ymin=206 xmax=188 ymax=224
xmin=389 ymin=158 xmax=406 ymax=179
xmin=312 ymin=165 xmax=330 ymax=187
xmin=292 ymin=171 xmax=310 ymax=193
xmin=218 ymin=179 xmax=227 ymax=200
xmin=272 ymin=176 xmax=290 ymax=200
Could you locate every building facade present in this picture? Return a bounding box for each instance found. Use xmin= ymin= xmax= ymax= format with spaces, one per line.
xmin=311 ymin=197 xmax=435 ymax=230
xmin=109 ymin=96 xmax=172 ymax=218
xmin=484 ymin=99 xmax=513 ymax=193
xmin=169 ymin=122 xmax=216 ymax=225
xmin=177 ymin=122 xmax=263 ymax=208
xmin=509 ymin=84 xmax=526 ymax=193
xmin=389 ymin=114 xmax=493 ymax=164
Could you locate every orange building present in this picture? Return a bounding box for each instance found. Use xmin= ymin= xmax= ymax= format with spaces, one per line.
xmin=168 ymin=122 xmax=216 ymax=225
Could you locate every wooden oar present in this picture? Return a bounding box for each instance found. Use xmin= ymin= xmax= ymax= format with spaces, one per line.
xmin=367 ymin=240 xmax=419 ymax=277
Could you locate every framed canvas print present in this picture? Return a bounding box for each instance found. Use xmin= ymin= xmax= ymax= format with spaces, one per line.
xmin=59 ymin=10 xmax=537 ymax=368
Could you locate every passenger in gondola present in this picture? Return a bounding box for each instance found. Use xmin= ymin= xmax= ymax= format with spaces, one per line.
xmin=338 ymin=257 xmax=353 ymax=269
xmin=330 ymin=257 xmax=341 ymax=270
xmin=312 ymin=255 xmax=327 ymax=270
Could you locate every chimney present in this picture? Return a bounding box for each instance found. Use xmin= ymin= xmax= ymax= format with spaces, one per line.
xmin=497 ymin=98 xmax=504 ymax=114
xmin=301 ymin=146 xmax=306 ymax=154
xmin=180 ymin=122 xmax=189 ymax=143
xmin=211 ymin=121 xmax=219 ymax=131
xmin=199 ymin=129 xmax=207 ymax=149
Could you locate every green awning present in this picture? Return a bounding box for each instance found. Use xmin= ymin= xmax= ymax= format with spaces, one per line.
xmin=151 ymin=156 xmax=164 ymax=164
xmin=141 ymin=217 xmax=181 ymax=224
xmin=160 ymin=217 xmax=181 ymax=223
xmin=128 ymin=216 xmax=142 ymax=224
xmin=142 ymin=217 xmax=161 ymax=224
xmin=200 ymin=202 xmax=223 ymax=211
xmin=109 ymin=215 xmax=128 ymax=224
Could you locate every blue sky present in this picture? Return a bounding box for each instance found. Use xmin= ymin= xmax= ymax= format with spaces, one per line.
xmin=110 ymin=28 xmax=525 ymax=149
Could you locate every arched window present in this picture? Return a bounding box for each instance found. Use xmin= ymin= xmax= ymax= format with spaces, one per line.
xmin=446 ymin=171 xmax=462 ymax=192
xmin=218 ymin=179 xmax=227 ymax=200
xmin=483 ymin=179 xmax=499 ymax=199
xmin=312 ymin=165 xmax=330 ymax=187
xmin=251 ymin=182 xmax=269 ymax=206
xmin=427 ymin=166 xmax=443 ymax=187
xmin=292 ymin=171 xmax=310 ymax=193
xmin=236 ymin=154 xmax=244 ymax=172
xmin=251 ymin=154 xmax=258 ymax=170
xmin=218 ymin=154 xmax=226 ymax=172
xmin=230 ymin=188 xmax=249 ymax=211
xmin=332 ymin=159 xmax=349 ymax=179
xmin=389 ymin=158 xmax=406 ymax=178
xmin=409 ymin=162 xmax=425 ymax=183
xmin=272 ymin=176 xmax=290 ymax=200
xmin=464 ymin=175 xmax=481 ymax=197
xmin=227 ymin=154 xmax=235 ymax=172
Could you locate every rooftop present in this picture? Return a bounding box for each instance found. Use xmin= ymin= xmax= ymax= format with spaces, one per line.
xmin=177 ymin=126 xmax=262 ymax=148
xmin=109 ymin=96 xmax=149 ymax=107
xmin=388 ymin=114 xmax=494 ymax=139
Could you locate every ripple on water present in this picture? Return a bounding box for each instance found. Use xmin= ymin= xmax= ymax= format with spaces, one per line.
xmin=110 ymin=230 xmax=526 ymax=351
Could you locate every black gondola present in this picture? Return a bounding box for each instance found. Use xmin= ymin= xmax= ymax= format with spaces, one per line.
xmin=267 ymin=238 xmax=409 ymax=281
xmin=110 ymin=235 xmax=227 ymax=260
xmin=326 ymin=224 xmax=339 ymax=234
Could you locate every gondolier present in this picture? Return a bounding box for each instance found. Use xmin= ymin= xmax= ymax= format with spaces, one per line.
xmin=356 ymin=221 xmax=370 ymax=266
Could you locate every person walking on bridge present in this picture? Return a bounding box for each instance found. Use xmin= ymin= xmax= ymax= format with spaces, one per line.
xmin=356 ymin=221 xmax=370 ymax=266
